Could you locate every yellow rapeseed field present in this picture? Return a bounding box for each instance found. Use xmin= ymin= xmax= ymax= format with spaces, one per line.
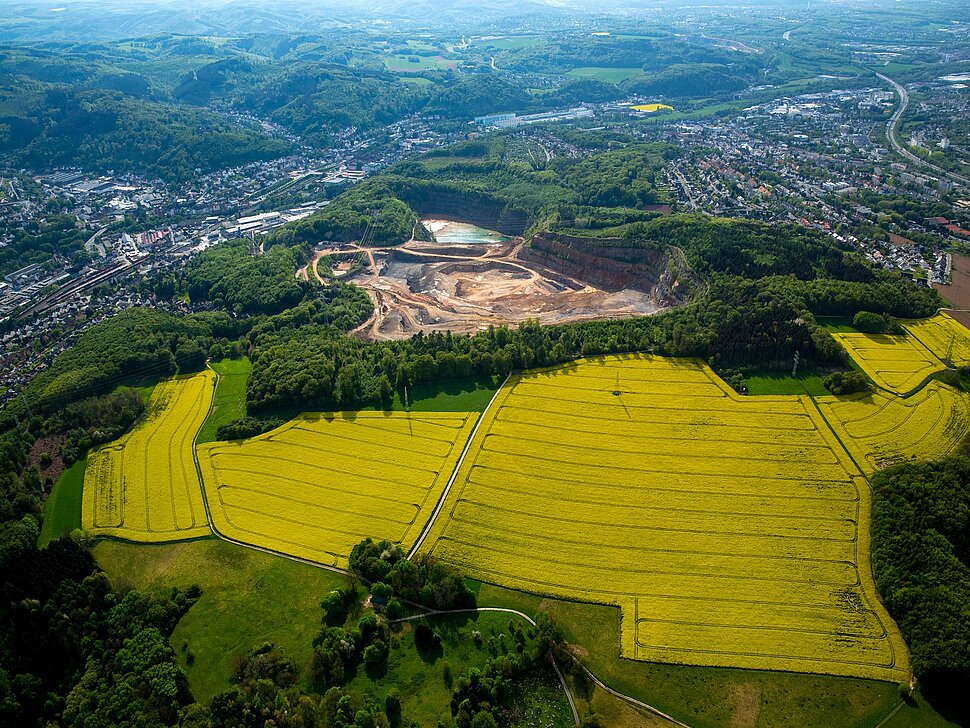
xmin=419 ymin=355 xmax=910 ymax=683
xmin=82 ymin=371 xmax=214 ymax=541
xmin=903 ymin=311 xmax=970 ymax=367
xmin=629 ymin=103 xmax=674 ymax=113
xmin=830 ymin=331 xmax=945 ymax=393
xmin=818 ymin=381 xmax=970 ymax=474
xmin=197 ymin=412 xmax=476 ymax=568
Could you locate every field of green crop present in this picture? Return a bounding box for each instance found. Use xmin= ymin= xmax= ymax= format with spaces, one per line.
xmin=196 ymin=358 xmax=251 ymax=444
xmin=197 ymin=412 xmax=476 ymax=567
xmin=420 ymin=355 xmax=910 ymax=682
xmin=384 ymin=55 xmax=456 ymax=72
xmin=39 ymin=458 xmax=86 ymax=546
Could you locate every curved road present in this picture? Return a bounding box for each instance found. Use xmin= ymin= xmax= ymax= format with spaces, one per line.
xmin=394 ymin=607 xmax=700 ymax=726
xmin=877 ymin=72 xmax=970 ymax=189
xmin=392 ymin=607 xmax=580 ymax=724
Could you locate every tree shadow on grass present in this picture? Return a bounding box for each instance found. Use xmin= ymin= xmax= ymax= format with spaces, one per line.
xmin=921 ymin=673 xmax=970 ymax=726
xmin=365 ymin=658 xmax=389 ymax=681
xmin=415 ymin=640 xmax=444 ymax=665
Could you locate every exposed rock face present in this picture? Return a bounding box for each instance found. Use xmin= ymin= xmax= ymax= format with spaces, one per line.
xmin=399 ymin=187 xmax=527 ymax=235
xmin=518 ymin=232 xmax=691 ymax=306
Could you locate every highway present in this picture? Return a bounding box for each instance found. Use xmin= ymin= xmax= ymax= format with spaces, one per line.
xmin=877 ymin=72 xmax=970 ymax=189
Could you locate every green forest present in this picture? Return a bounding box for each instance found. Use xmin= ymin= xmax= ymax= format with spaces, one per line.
xmin=871 ymin=452 xmax=970 ymax=724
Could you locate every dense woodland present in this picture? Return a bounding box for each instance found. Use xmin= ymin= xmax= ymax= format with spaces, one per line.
xmin=0 ymin=212 xmax=88 ymax=278
xmin=871 ymin=452 xmax=970 ymax=724
xmin=0 ymin=78 xmax=291 ymax=184
xmin=266 ymin=138 xmax=675 ymax=247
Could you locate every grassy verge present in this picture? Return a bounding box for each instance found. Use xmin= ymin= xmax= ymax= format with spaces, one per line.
xmin=196 ymin=357 xmax=252 ymax=444
xmin=475 ymin=582 xmax=906 ymax=728
xmin=92 ymin=539 xmax=349 ymax=703
xmin=819 ymin=316 xmax=860 ymax=333
xmin=38 ymin=457 xmax=86 ymax=547
xmin=745 ymin=369 xmax=828 ymax=396
xmin=236 ymin=374 xmax=500 ymax=427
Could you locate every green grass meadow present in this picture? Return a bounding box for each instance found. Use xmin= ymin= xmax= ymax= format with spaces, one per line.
xmin=196 ymin=357 xmax=251 ymax=444
xmin=93 ymin=539 xmax=349 ymax=703
xmin=745 ymin=369 xmax=828 ymax=396
xmin=38 ymin=458 xmax=86 ymax=547
xmin=384 ymin=55 xmax=456 ymax=72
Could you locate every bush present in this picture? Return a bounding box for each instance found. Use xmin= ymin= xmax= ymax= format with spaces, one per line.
xmin=370 ymin=582 xmax=393 ymax=601
xmin=823 ymin=370 xmax=869 ymax=395
xmin=852 ymin=310 xmax=901 ymax=334
xmin=215 ymin=416 xmax=284 ymax=441
xmin=414 ymin=623 xmax=440 ymax=650
xmin=363 ymin=641 xmax=387 ymax=665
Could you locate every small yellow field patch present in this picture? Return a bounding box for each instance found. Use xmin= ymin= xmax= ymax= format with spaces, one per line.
xmin=630 ymin=103 xmax=674 ymax=112
xmin=82 ymin=371 xmax=214 ymax=542
xmin=818 ymin=381 xmax=970 ymax=474
xmin=420 ymin=355 xmax=910 ymax=683
xmin=197 ymin=412 xmax=476 ymax=568
xmin=903 ymin=311 xmax=970 ymax=367
xmin=830 ymin=331 xmax=945 ymax=393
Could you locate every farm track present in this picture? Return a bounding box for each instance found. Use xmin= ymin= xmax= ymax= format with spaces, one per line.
xmin=407 ymin=373 xmax=511 ymax=559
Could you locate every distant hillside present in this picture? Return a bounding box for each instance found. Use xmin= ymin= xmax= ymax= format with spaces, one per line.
xmin=0 ymin=78 xmax=290 ymax=183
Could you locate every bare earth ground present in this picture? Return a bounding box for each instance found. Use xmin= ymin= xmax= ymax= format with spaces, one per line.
xmin=934 ymin=253 xmax=970 ymax=331
xmin=27 ymin=433 xmax=67 ymax=484
xmin=317 ymin=231 xmax=663 ymax=340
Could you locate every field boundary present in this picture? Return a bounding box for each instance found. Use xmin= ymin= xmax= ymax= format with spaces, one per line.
xmin=192 ymin=362 xmax=349 ymax=576
xmin=418 ymin=355 xmax=912 ymax=682
xmin=407 ymin=371 xmax=511 ymax=559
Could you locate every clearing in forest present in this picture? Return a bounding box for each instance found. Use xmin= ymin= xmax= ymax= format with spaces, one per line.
xmin=196 ymin=411 xmax=476 ymax=568
xmin=829 ymin=331 xmax=945 ymax=393
xmin=419 ymin=355 xmax=910 ymax=682
xmin=903 ymin=311 xmax=970 ymax=367
xmin=82 ymin=371 xmax=214 ymax=542
xmin=817 ymin=381 xmax=970 ymax=474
